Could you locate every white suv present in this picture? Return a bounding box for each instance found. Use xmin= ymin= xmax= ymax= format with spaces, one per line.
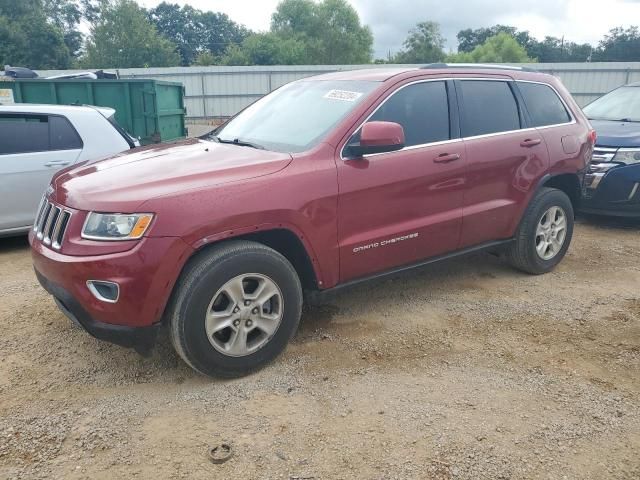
xmin=0 ymin=104 xmax=137 ymax=236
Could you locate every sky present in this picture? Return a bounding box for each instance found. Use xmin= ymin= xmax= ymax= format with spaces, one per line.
xmin=139 ymin=0 xmax=640 ymax=58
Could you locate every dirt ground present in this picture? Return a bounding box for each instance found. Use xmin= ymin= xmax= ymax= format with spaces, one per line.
xmin=1 ymin=216 xmax=639 ymax=480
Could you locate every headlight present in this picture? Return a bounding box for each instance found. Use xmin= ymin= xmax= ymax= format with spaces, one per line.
xmin=82 ymin=212 xmax=154 ymax=241
xmin=612 ymin=148 xmax=640 ymax=165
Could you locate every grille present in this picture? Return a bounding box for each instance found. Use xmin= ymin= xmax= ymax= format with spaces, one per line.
xmin=590 ymin=147 xmax=617 ymax=165
xmin=33 ymin=197 xmax=72 ymax=250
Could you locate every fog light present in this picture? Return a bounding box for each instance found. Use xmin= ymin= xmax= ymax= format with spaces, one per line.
xmin=86 ymin=280 xmax=120 ymax=303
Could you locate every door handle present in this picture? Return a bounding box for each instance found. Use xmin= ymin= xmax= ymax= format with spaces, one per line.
xmin=44 ymin=161 xmax=70 ymax=167
xmin=520 ymin=138 xmax=542 ymax=148
xmin=434 ymin=153 xmax=461 ymax=163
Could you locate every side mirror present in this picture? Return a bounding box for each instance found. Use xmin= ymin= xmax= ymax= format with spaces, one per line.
xmin=349 ymin=121 xmax=405 ymax=157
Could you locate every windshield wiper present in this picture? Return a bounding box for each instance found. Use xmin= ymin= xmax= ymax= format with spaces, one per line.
xmin=210 ymin=136 xmax=265 ymax=150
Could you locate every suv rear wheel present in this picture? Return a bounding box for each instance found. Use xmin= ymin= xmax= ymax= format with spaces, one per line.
xmin=507 ymin=187 xmax=574 ymax=275
xmin=169 ymin=240 xmax=303 ymax=378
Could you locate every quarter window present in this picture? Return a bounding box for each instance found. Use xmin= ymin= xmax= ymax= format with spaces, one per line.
xmin=367 ymin=81 xmax=450 ymax=147
xmin=49 ymin=116 xmax=83 ymax=150
xmin=459 ymin=80 xmax=521 ymax=137
xmin=517 ymin=82 xmax=571 ymax=127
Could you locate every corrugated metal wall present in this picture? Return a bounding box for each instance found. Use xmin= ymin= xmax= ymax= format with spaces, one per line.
xmin=36 ymin=63 xmax=640 ymax=121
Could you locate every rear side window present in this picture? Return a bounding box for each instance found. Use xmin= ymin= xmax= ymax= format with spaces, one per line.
xmin=368 ymin=81 xmax=450 ymax=147
xmin=517 ymin=82 xmax=571 ymax=127
xmin=459 ymin=80 xmax=521 ymax=137
xmin=0 ymin=114 xmax=82 ymax=155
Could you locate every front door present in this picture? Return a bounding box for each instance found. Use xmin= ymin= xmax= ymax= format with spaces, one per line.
xmin=337 ymin=80 xmax=466 ymax=283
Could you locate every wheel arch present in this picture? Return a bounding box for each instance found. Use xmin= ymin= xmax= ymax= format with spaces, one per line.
xmin=186 ymin=227 xmax=320 ymax=292
xmin=540 ymin=173 xmax=582 ymax=213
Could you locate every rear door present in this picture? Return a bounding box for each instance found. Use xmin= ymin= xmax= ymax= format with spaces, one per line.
xmin=0 ymin=113 xmax=82 ymax=230
xmin=456 ymin=79 xmax=550 ymax=248
xmin=337 ymin=79 xmax=467 ymax=282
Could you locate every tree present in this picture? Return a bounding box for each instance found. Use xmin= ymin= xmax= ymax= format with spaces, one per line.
xmin=42 ymin=0 xmax=84 ymax=58
xmin=448 ymin=32 xmax=535 ymax=63
xmin=270 ymin=0 xmax=373 ymax=64
xmin=528 ymin=36 xmax=592 ymax=63
xmin=457 ymin=25 xmax=535 ymax=54
xmin=0 ymin=0 xmax=71 ymax=69
xmin=220 ymin=32 xmax=306 ymax=66
xmin=393 ymin=21 xmax=446 ymax=63
xmin=82 ymin=0 xmax=180 ymax=68
xmin=595 ymin=26 xmax=640 ymax=61
xmin=148 ymin=2 xmax=250 ymax=66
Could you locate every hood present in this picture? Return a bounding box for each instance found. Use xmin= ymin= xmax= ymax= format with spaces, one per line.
xmin=53 ymin=138 xmax=293 ymax=211
xmin=590 ymin=119 xmax=640 ymax=148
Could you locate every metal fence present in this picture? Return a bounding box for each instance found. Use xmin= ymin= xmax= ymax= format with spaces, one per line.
xmin=37 ymin=62 xmax=640 ymax=122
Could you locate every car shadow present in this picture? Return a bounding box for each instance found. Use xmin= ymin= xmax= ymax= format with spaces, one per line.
xmin=577 ymin=213 xmax=640 ymax=230
xmin=0 ymin=235 xmax=29 ymax=253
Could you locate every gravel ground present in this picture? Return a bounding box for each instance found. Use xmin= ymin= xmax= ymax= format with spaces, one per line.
xmin=0 ymin=216 xmax=639 ymax=479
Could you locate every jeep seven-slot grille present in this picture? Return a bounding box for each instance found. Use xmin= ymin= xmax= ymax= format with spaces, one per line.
xmin=33 ymin=198 xmax=72 ymax=250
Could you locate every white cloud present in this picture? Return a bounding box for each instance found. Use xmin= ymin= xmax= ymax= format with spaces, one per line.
xmin=139 ymin=0 xmax=640 ymax=57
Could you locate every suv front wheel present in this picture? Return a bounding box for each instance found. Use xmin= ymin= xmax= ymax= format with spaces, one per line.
xmin=507 ymin=187 xmax=574 ymax=275
xmin=169 ymin=240 xmax=303 ymax=378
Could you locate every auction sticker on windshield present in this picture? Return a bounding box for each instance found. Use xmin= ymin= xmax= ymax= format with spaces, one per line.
xmin=324 ymin=90 xmax=363 ymax=102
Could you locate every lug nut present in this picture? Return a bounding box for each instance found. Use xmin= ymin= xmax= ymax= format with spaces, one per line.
xmin=251 ymin=307 xmax=259 ymax=314
xmin=233 ymin=306 xmax=240 ymax=313
xmin=246 ymin=320 xmax=253 ymax=327
xmin=244 ymin=300 xmax=251 ymax=306
xmin=233 ymin=319 xmax=240 ymax=327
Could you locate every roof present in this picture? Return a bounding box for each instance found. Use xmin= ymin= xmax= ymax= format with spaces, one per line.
xmin=303 ymin=64 xmax=547 ymax=83
xmin=304 ymin=68 xmax=418 ymax=82
xmin=0 ymin=103 xmax=115 ymax=118
xmin=420 ymin=63 xmax=537 ymax=72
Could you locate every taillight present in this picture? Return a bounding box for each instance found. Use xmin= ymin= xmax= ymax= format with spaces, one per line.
xmin=588 ymin=129 xmax=597 ymax=145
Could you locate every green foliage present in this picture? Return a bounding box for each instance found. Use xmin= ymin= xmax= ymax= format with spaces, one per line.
xmin=42 ymin=0 xmax=84 ymax=57
xmin=457 ymin=25 xmax=535 ymax=54
xmin=393 ymin=21 xmax=446 ymax=63
xmin=0 ymin=0 xmax=72 ymax=69
xmin=148 ymin=2 xmax=250 ymax=66
xmin=193 ymin=51 xmax=217 ymax=67
xmin=448 ymin=33 xmax=535 ymax=63
xmin=594 ymin=26 xmax=640 ymax=61
xmin=528 ymin=36 xmax=592 ymax=62
xmin=221 ymin=33 xmax=307 ymax=66
xmin=270 ymin=0 xmax=373 ymax=64
xmin=81 ymin=0 xmax=180 ymax=68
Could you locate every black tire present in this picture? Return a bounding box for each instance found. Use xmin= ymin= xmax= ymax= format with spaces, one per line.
xmin=169 ymin=240 xmax=303 ymax=378
xmin=506 ymin=187 xmax=574 ymax=275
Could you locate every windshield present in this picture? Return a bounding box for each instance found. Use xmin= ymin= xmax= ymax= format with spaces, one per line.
xmin=583 ymin=86 xmax=640 ymax=122
xmin=214 ymin=79 xmax=379 ymax=153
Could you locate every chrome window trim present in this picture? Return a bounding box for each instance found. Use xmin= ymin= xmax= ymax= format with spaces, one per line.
xmin=340 ymin=77 xmax=577 ymax=161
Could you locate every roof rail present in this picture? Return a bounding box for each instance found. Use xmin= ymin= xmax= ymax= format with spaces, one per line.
xmin=421 ymin=63 xmax=537 ymax=72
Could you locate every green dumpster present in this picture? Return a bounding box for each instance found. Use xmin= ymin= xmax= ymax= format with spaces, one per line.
xmin=0 ymin=78 xmax=187 ymax=145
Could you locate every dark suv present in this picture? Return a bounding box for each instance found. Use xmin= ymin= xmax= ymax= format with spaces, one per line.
xmin=31 ymin=65 xmax=594 ymax=377
xmin=582 ymin=82 xmax=640 ymax=217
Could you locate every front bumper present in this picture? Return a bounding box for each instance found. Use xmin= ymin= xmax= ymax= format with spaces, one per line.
xmin=582 ymin=163 xmax=640 ymax=217
xmin=35 ymin=269 xmax=159 ymax=353
xmin=30 ymin=232 xmax=194 ymax=349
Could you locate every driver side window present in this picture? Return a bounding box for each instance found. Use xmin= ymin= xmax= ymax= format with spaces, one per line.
xmin=347 ymin=81 xmax=450 ymax=153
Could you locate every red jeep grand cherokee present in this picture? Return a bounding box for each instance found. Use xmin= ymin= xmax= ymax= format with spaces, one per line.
xmin=31 ymin=65 xmax=594 ymax=377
